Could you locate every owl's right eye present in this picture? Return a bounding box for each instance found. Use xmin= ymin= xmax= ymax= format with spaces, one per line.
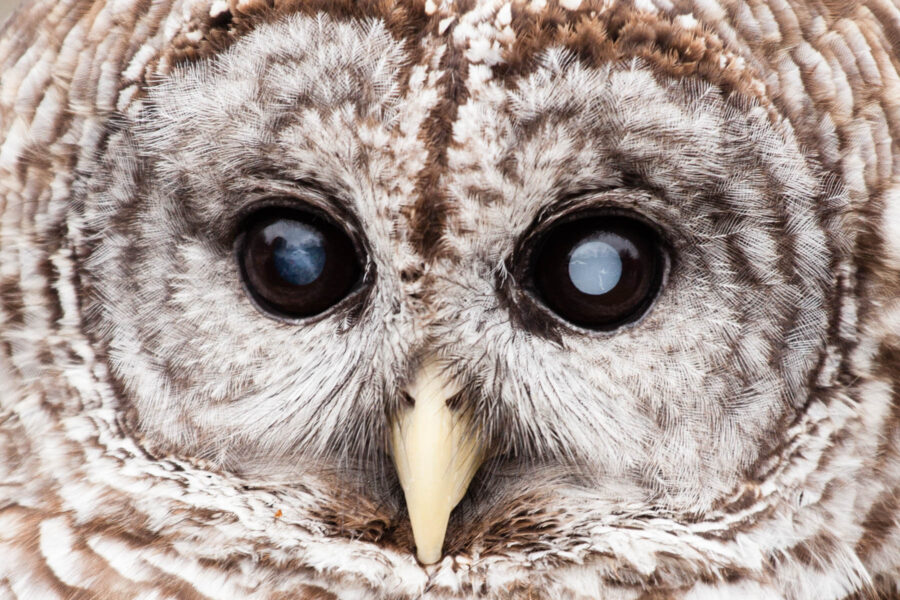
xmin=237 ymin=208 xmax=363 ymax=319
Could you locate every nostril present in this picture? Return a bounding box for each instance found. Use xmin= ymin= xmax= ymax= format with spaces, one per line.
xmin=445 ymin=389 xmax=466 ymax=410
xmin=400 ymin=265 xmax=424 ymax=283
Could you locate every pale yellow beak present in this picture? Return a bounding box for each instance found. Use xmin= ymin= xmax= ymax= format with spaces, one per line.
xmin=389 ymin=359 xmax=485 ymax=564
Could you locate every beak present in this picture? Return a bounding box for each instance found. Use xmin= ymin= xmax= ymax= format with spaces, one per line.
xmin=389 ymin=358 xmax=485 ymax=564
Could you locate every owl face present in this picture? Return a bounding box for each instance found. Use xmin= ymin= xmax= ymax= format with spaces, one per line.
xmin=79 ymin=2 xmax=848 ymax=573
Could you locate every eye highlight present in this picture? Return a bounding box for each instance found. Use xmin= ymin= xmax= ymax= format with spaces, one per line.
xmin=530 ymin=215 xmax=666 ymax=330
xmin=238 ymin=207 xmax=363 ymax=319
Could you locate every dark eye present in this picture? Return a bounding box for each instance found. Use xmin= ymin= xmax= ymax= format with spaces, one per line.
xmin=238 ymin=208 xmax=363 ymax=319
xmin=531 ymin=216 xmax=665 ymax=330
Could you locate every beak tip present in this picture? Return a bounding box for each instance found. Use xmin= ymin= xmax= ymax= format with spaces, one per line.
xmin=416 ymin=548 xmax=442 ymax=565
xmin=408 ymin=514 xmax=449 ymax=565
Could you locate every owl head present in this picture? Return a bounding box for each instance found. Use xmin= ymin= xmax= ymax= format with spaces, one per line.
xmin=2 ymin=0 xmax=899 ymax=597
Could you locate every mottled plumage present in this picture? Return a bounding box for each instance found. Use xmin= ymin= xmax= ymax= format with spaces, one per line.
xmin=1 ymin=0 xmax=899 ymax=598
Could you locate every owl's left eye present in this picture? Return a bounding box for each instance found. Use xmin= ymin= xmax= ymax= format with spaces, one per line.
xmin=528 ymin=215 xmax=666 ymax=330
xmin=237 ymin=208 xmax=363 ymax=319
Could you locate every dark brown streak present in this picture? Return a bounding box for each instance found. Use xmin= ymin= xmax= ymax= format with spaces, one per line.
xmin=405 ymin=25 xmax=469 ymax=262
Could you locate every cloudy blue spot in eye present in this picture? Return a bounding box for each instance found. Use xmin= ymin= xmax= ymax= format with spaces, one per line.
xmin=266 ymin=221 xmax=326 ymax=286
xmin=568 ymin=237 xmax=622 ymax=295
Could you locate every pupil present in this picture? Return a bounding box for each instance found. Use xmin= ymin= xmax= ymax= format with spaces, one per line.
xmin=266 ymin=221 xmax=326 ymax=286
xmin=568 ymin=237 xmax=623 ymax=295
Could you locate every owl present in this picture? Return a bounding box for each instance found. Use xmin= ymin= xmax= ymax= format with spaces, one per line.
xmin=1 ymin=0 xmax=899 ymax=598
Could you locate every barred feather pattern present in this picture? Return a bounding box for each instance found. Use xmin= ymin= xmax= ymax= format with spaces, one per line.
xmin=1 ymin=0 xmax=899 ymax=598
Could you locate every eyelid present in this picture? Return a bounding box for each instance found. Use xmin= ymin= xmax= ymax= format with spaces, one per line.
xmin=530 ymin=194 xmax=673 ymax=244
xmin=227 ymin=178 xmax=363 ymax=242
xmin=232 ymin=192 xmax=371 ymax=269
xmin=514 ymin=195 xmax=673 ymax=275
